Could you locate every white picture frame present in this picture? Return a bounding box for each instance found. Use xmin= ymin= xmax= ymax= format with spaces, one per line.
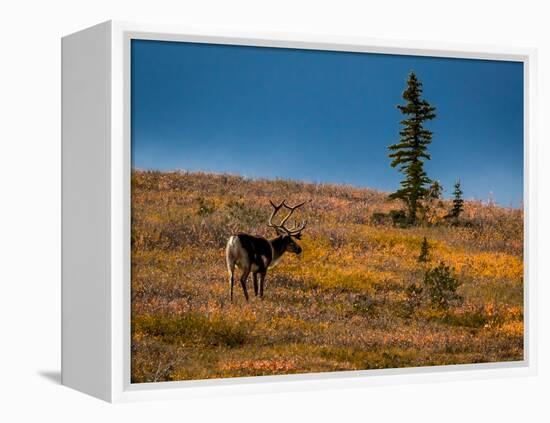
xmin=61 ymin=20 xmax=538 ymax=403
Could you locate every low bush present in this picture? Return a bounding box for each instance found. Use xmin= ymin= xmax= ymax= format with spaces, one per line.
xmin=423 ymin=261 xmax=462 ymax=310
xmin=389 ymin=209 xmax=410 ymax=227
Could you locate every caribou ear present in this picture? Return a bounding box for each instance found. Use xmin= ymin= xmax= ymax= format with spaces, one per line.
xmin=293 ymin=232 xmax=302 ymax=240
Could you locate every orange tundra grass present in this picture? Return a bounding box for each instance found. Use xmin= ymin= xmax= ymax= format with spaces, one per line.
xmin=131 ymin=170 xmax=523 ymax=382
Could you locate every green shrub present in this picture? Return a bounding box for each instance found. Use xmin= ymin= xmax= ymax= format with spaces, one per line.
xmin=423 ymin=261 xmax=462 ymax=309
xmin=389 ymin=209 xmax=410 ymax=227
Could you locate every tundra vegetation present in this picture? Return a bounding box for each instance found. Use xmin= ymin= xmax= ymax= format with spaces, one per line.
xmin=131 ymin=170 xmax=523 ymax=382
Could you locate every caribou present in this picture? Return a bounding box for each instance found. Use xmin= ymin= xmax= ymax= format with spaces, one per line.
xmin=225 ymin=199 xmax=309 ymax=302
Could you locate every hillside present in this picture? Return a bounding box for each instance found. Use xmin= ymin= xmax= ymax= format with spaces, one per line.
xmin=131 ymin=170 xmax=523 ymax=382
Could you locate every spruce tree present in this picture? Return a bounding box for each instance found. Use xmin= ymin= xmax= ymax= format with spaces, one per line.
xmin=388 ymin=72 xmax=436 ymax=223
xmin=449 ymin=180 xmax=464 ymax=218
xmin=428 ymin=180 xmax=443 ymax=200
xmin=418 ymin=236 xmax=430 ymax=263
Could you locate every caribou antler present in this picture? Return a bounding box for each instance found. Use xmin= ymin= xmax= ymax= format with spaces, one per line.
xmin=268 ymin=199 xmax=310 ymax=236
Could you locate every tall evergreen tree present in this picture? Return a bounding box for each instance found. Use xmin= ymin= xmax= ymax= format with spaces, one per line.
xmin=388 ymin=72 xmax=436 ymax=223
xmin=449 ymin=180 xmax=464 ymax=218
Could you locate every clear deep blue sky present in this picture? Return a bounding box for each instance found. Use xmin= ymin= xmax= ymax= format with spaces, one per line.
xmin=131 ymin=39 xmax=524 ymax=207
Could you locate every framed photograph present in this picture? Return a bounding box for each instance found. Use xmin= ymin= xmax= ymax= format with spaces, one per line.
xmin=61 ymin=21 xmax=537 ymax=402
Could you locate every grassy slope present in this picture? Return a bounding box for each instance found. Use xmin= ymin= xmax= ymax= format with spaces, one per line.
xmin=131 ymin=170 xmax=524 ymax=382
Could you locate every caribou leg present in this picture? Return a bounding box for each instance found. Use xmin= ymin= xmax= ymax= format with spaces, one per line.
xmin=253 ymin=273 xmax=259 ymax=297
xmin=240 ymin=268 xmax=250 ymax=301
xmin=259 ymin=272 xmax=266 ymax=299
xmin=227 ymin=262 xmax=235 ymax=302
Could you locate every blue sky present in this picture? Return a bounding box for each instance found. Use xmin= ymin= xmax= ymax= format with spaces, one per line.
xmin=131 ymin=40 xmax=524 ymax=207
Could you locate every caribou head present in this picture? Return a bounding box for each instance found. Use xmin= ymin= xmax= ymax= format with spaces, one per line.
xmin=267 ymin=199 xmax=308 ymax=255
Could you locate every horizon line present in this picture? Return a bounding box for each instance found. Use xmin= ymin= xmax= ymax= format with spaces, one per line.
xmin=131 ymin=167 xmax=523 ymax=210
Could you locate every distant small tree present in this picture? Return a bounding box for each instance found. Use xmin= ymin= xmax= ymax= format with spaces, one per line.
xmin=423 ymin=261 xmax=461 ymax=310
xmin=427 ymin=180 xmax=443 ymax=200
xmin=388 ymin=71 xmax=437 ymax=224
xmin=417 ymin=237 xmax=431 ymax=263
xmin=448 ymin=180 xmax=464 ymax=219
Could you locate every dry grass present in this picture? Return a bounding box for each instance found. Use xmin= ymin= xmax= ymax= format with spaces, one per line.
xmin=131 ymin=170 xmax=524 ymax=383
